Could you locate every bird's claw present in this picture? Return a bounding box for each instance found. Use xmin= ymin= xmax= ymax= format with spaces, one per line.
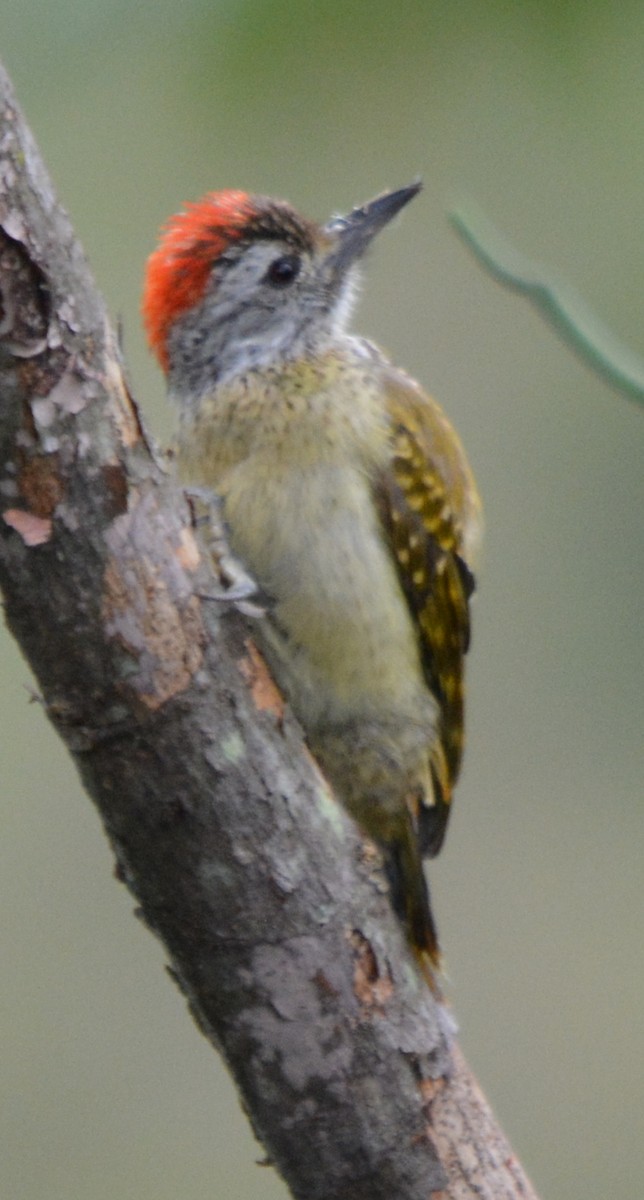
xmin=185 ymin=485 xmax=268 ymax=617
xmin=199 ymin=573 xmax=269 ymax=619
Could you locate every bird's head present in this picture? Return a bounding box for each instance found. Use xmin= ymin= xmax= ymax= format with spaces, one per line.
xmin=142 ymin=183 xmax=421 ymax=398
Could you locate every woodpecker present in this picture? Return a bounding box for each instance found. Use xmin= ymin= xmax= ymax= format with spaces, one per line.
xmin=143 ymin=183 xmax=482 ymax=990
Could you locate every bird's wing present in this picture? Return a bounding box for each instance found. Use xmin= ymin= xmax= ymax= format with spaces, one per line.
xmin=374 ymin=363 xmax=482 ymax=857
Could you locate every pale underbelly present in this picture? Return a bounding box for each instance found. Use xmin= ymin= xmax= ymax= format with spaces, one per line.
xmin=223 ymin=464 xmax=429 ymax=730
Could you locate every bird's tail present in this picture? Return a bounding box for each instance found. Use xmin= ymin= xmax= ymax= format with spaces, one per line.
xmin=386 ymin=818 xmax=442 ymax=996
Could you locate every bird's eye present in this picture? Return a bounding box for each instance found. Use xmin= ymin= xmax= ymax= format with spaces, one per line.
xmin=264 ymin=254 xmax=301 ymax=287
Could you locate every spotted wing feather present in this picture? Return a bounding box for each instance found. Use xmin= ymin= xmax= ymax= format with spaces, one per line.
xmin=375 ymin=367 xmax=481 ymax=857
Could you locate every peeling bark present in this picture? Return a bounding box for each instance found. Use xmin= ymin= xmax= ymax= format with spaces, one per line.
xmin=0 ymin=60 xmax=540 ymax=1200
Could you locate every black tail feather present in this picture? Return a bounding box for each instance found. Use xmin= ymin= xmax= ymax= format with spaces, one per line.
xmin=385 ymin=822 xmax=441 ymax=978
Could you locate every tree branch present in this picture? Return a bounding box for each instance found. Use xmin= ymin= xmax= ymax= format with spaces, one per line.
xmin=450 ymin=202 xmax=644 ymax=407
xmin=0 ymin=61 xmax=539 ymax=1200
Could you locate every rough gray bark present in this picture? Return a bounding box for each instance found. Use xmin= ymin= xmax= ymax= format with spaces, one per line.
xmin=0 ymin=60 xmax=539 ymax=1200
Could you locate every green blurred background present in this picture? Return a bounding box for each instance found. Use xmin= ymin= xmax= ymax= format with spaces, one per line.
xmin=2 ymin=2 xmax=643 ymax=1197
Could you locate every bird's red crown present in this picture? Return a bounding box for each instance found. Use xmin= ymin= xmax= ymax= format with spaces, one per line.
xmin=142 ymin=190 xmax=255 ymax=371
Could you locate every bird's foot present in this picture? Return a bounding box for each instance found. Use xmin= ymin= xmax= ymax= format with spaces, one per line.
xmin=185 ymin=486 xmax=269 ymax=617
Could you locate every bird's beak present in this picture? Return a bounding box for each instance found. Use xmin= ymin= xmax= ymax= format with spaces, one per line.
xmin=324 ymin=182 xmax=422 ymax=274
